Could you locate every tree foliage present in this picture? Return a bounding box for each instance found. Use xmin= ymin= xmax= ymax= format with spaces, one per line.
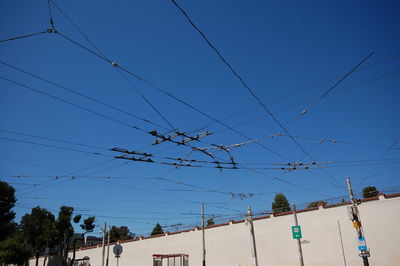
xmin=56 ymin=206 xmax=75 ymax=266
xmin=151 ymin=223 xmax=164 ymax=236
xmin=307 ymin=200 xmax=327 ymax=208
xmin=0 ymin=181 xmax=17 ymax=241
xmin=272 ymin=193 xmax=291 ymax=213
xmin=81 ymin=216 xmax=95 ymax=232
xmin=20 ymin=206 xmax=57 ymax=266
xmin=109 ymin=225 xmax=134 ymax=242
xmin=0 ymin=231 xmax=31 ymax=265
xmin=362 ymin=186 xmax=379 ymax=198
xmin=206 ymin=218 xmax=215 ymax=226
xmin=0 ymin=184 xmax=96 ymax=266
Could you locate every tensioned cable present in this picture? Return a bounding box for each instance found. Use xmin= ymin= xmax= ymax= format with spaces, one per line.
xmin=17 ymin=159 xmax=123 ymax=196
xmin=0 ymin=129 xmax=107 ymax=151
xmin=184 ymin=53 xmax=400 ymax=135
xmin=0 ymin=75 xmax=146 ymax=132
xmin=53 ymin=31 xmax=287 ymax=160
xmin=114 ymin=67 xmax=176 ymax=130
xmin=356 ymin=137 xmax=400 ymax=189
xmin=47 ymin=0 xmax=55 ymax=28
xmin=49 ymin=0 xmax=106 ymax=58
xmin=0 ymin=155 xmax=66 ymax=173
xmin=284 ymin=82 xmax=391 ymax=182
xmin=0 ymin=136 xmax=111 ymax=157
xmin=49 ymin=2 xmax=178 ymax=132
xmin=0 ymin=31 xmax=48 ymax=43
xmin=211 ymin=71 xmax=399 ymax=136
xmin=266 ymin=134 xmax=400 ymax=151
xmin=169 ymin=0 xmax=374 ymax=190
xmin=0 ymin=61 xmax=170 ymax=131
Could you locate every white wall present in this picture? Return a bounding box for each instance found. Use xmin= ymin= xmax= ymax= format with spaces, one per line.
xmin=31 ymin=194 xmax=400 ymax=266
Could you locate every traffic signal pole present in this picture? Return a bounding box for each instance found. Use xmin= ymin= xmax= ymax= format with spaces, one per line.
xmin=346 ymin=177 xmax=370 ymax=266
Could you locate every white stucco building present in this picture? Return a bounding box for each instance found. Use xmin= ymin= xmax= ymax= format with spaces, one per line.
xmin=32 ymin=193 xmax=400 ymax=266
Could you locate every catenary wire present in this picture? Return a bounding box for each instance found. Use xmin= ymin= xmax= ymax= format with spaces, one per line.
xmin=0 ymin=61 xmax=170 ymax=131
xmin=53 ymin=31 xmax=288 ymax=160
xmin=169 ymin=0 xmax=374 ymax=190
xmin=0 ymin=30 xmax=47 ymax=43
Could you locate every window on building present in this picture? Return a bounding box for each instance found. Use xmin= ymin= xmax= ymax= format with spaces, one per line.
xmin=72 ymin=256 xmax=90 ymax=266
xmin=152 ymin=254 xmax=189 ymax=266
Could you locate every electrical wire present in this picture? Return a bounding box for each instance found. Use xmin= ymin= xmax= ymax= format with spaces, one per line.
xmin=0 ymin=155 xmax=66 ymax=173
xmin=169 ymin=0 xmax=367 ymax=190
xmin=0 ymin=30 xmax=47 ymax=43
xmin=0 ymin=75 xmax=147 ymax=132
xmin=53 ymin=31 xmax=287 ymax=160
xmin=0 ymin=61 xmax=170 ymax=131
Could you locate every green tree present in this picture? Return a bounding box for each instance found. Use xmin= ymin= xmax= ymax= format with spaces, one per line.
xmin=307 ymin=200 xmax=327 ymax=208
xmin=206 ymin=218 xmax=215 ymax=226
xmin=109 ymin=225 xmax=134 ymax=242
xmin=55 ymin=206 xmax=95 ymax=266
xmin=20 ymin=206 xmax=57 ymax=266
xmin=56 ymin=206 xmax=80 ymax=266
xmin=272 ymin=193 xmax=291 ymax=213
xmin=362 ymin=186 xmax=379 ymax=198
xmin=151 ymin=223 xmax=164 ymax=236
xmin=80 ymin=216 xmax=95 ymax=233
xmin=0 ymin=230 xmax=31 ymax=265
xmin=0 ymin=181 xmax=17 ymax=241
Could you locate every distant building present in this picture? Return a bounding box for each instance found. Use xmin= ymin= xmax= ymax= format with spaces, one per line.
xmin=84 ymin=235 xmax=103 ymax=247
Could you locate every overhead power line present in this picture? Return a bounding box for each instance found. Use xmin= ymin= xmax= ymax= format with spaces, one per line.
xmin=49 ymin=0 xmax=106 ymax=58
xmin=356 ymin=137 xmax=400 ymax=189
xmin=0 ymin=136 xmax=111 ymax=157
xmin=0 ymin=155 xmax=66 ymax=173
xmin=0 ymin=75 xmax=148 ymax=132
xmin=47 ymin=0 xmax=55 ymax=28
xmin=40 ymin=3 xmax=288 ymax=160
xmin=55 ymin=31 xmax=287 ymax=159
xmin=0 ymin=30 xmax=48 ymax=43
xmin=0 ymin=61 xmax=170 ymax=131
xmin=0 ymin=129 xmax=107 ymax=151
xmin=267 ymin=133 xmax=400 ymax=151
xmin=169 ymin=0 xmax=379 ymax=190
xmin=185 ymin=53 xmax=400 ymax=135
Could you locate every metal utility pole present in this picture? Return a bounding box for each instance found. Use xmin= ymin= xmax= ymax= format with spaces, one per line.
xmin=101 ymin=222 xmax=106 ymax=266
xmin=292 ymin=204 xmax=304 ymax=266
xmin=106 ymin=225 xmax=111 ymax=266
xmin=201 ymin=203 xmax=206 ymax=266
xmin=246 ymin=206 xmax=259 ymax=266
xmin=346 ymin=177 xmax=370 ymax=266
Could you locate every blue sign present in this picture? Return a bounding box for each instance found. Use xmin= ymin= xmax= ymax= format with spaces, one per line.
xmin=358 ymin=245 xmax=367 ymax=251
xmin=357 ymin=236 xmax=367 ymax=251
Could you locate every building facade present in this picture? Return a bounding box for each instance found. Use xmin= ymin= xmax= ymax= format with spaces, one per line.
xmin=31 ymin=193 xmax=400 ymax=266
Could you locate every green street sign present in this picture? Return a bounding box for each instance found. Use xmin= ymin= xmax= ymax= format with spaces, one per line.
xmin=292 ymin=225 xmax=302 ymax=239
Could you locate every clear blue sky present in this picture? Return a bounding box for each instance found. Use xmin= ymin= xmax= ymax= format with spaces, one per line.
xmin=1 ymin=0 xmax=399 ymax=236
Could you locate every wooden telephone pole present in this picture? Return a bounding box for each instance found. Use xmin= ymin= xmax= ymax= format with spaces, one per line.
xmin=347 ymin=177 xmax=370 ymax=266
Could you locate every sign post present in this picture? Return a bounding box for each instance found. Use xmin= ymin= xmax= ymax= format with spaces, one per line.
xmin=113 ymin=244 xmax=123 ymax=266
xmin=292 ymin=204 xmax=304 ymax=266
xmin=292 ymin=225 xmax=302 ymax=239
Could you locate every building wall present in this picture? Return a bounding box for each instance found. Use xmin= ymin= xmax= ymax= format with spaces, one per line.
xmin=31 ymin=194 xmax=400 ymax=266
